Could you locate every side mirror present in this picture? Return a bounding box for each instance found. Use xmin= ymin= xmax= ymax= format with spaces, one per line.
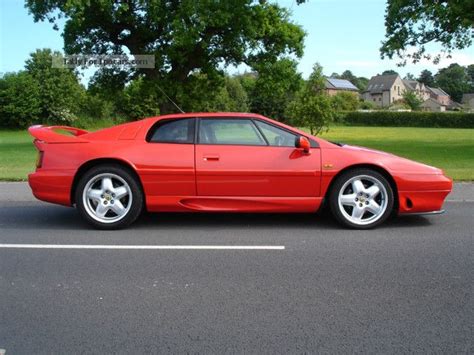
xmin=295 ymin=136 xmax=311 ymax=153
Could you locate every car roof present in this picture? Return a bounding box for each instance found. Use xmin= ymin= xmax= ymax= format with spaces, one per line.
xmin=146 ymin=112 xmax=266 ymax=120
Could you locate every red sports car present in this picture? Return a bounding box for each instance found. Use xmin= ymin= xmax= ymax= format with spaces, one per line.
xmin=28 ymin=113 xmax=452 ymax=229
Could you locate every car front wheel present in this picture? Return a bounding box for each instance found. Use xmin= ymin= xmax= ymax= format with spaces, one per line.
xmin=329 ymin=169 xmax=394 ymax=229
xmin=75 ymin=164 xmax=143 ymax=229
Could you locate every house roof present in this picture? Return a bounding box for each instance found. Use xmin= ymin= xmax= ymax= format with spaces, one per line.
xmin=421 ymin=97 xmax=446 ymax=107
xmin=325 ymin=78 xmax=358 ymax=91
xmin=427 ymin=87 xmax=449 ymax=97
xmin=365 ymin=74 xmax=399 ymax=93
xmin=403 ymin=80 xmax=418 ymax=90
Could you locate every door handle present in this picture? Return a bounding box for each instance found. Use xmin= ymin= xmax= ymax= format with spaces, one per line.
xmin=203 ymin=155 xmax=220 ymax=161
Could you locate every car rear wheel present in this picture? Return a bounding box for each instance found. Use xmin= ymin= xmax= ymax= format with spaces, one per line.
xmin=329 ymin=169 xmax=394 ymax=229
xmin=75 ymin=164 xmax=143 ymax=229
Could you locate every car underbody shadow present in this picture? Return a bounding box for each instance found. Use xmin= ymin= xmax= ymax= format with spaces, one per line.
xmin=0 ymin=203 xmax=437 ymax=231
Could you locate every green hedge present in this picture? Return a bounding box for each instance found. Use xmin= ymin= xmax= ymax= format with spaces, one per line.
xmin=340 ymin=111 xmax=474 ymax=128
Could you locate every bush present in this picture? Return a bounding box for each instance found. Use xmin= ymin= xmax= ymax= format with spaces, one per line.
xmin=340 ymin=111 xmax=474 ymax=128
xmin=331 ymin=92 xmax=359 ymax=111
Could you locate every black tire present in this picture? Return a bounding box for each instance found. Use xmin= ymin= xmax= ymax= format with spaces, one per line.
xmin=328 ymin=168 xmax=394 ymax=229
xmin=75 ymin=164 xmax=144 ymax=229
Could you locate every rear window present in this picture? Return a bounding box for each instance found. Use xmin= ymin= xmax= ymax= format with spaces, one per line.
xmin=147 ymin=119 xmax=195 ymax=144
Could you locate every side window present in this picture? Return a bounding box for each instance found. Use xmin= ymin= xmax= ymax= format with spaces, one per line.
xmin=148 ymin=118 xmax=195 ymax=144
xmin=254 ymin=120 xmax=297 ymax=147
xmin=199 ymin=118 xmax=266 ymax=146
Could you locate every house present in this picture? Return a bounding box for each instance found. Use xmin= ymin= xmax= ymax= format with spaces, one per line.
xmin=324 ymin=78 xmax=359 ymax=96
xmin=462 ymin=93 xmax=474 ymax=111
xmin=403 ymin=80 xmax=430 ymax=101
xmin=427 ymin=87 xmax=450 ymax=106
xmin=362 ymin=74 xmax=406 ymax=107
xmin=421 ymin=98 xmax=446 ymax=112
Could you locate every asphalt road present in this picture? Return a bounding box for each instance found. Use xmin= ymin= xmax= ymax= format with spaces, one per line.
xmin=0 ymin=183 xmax=472 ymax=354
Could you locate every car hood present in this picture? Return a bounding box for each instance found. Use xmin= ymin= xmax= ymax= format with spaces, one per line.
xmin=340 ymin=144 xmax=443 ymax=174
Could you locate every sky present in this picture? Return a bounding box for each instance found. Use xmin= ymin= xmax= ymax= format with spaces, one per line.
xmin=1 ymin=0 xmax=473 ymax=85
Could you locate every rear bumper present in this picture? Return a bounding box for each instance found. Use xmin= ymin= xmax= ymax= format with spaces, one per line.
xmin=395 ymin=173 xmax=452 ymax=214
xmin=28 ymin=169 xmax=75 ymax=206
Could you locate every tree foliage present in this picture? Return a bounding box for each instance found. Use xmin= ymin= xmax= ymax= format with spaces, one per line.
xmin=435 ymin=64 xmax=470 ymax=102
xmin=0 ymin=49 xmax=84 ymax=128
xmin=0 ymin=72 xmax=41 ymax=128
xmin=25 ymin=49 xmax=84 ymax=124
xmin=467 ymin=64 xmax=474 ymax=92
xmin=286 ymin=63 xmax=336 ymax=134
xmin=418 ymin=69 xmax=435 ymax=87
xmin=382 ymin=70 xmax=398 ymax=76
xmin=402 ymin=90 xmax=423 ymax=111
xmin=381 ymin=0 xmax=474 ymax=65
xmin=249 ymin=58 xmax=302 ymax=121
xmin=25 ymin=0 xmax=306 ymax=113
xmin=331 ymin=92 xmax=360 ymax=112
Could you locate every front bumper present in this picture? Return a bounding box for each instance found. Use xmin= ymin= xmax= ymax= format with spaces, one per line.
xmin=28 ymin=169 xmax=75 ymax=206
xmin=395 ymin=173 xmax=452 ymax=214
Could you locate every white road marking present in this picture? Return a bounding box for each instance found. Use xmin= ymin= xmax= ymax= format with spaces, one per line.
xmin=0 ymin=244 xmax=285 ymax=250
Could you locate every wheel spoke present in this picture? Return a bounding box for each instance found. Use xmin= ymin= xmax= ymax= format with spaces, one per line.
xmin=351 ymin=206 xmax=365 ymax=220
xmin=95 ymin=203 xmax=109 ymax=218
xmin=340 ymin=193 xmax=357 ymax=206
xmin=114 ymin=186 xmax=128 ymax=199
xmin=101 ymin=177 xmax=114 ymax=192
xmin=110 ymin=200 xmax=126 ymax=216
xmin=366 ymin=200 xmax=382 ymax=215
xmin=352 ymin=179 xmax=365 ymax=194
xmin=365 ymin=184 xmax=380 ymax=198
xmin=87 ymin=189 xmax=102 ymax=202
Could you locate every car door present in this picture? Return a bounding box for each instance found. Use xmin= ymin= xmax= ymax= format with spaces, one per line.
xmin=133 ymin=118 xmax=196 ymax=197
xmin=195 ymin=117 xmax=321 ymax=197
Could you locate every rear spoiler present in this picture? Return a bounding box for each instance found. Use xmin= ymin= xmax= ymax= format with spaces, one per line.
xmin=28 ymin=125 xmax=89 ymax=144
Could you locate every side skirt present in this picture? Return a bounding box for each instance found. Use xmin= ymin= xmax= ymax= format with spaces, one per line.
xmin=146 ymin=196 xmax=323 ymax=213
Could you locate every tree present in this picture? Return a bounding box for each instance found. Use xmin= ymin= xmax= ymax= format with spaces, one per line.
xmin=418 ymin=70 xmax=435 ymax=87
xmin=435 ymin=64 xmax=470 ymax=102
xmin=25 ymin=49 xmax=85 ymax=124
xmin=355 ymin=77 xmax=369 ymax=91
xmin=286 ymin=63 xmax=336 ymax=135
xmin=340 ymin=70 xmax=357 ymax=82
xmin=0 ymin=72 xmax=41 ymax=128
xmin=26 ymin=0 xmax=306 ymax=114
xmin=121 ymin=77 xmax=161 ymax=120
xmin=249 ymin=58 xmax=303 ymax=121
xmin=206 ymin=76 xmax=249 ymax=112
xmin=402 ymin=90 xmax=423 ymax=111
xmin=467 ymin=64 xmax=474 ymax=92
xmin=381 ymin=0 xmax=474 ymax=65
xmin=382 ymin=70 xmax=398 ymax=76
xmin=404 ymin=73 xmax=415 ymax=80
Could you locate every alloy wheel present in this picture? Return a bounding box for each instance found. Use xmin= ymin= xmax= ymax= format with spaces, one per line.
xmin=337 ymin=175 xmax=388 ymax=226
xmin=82 ymin=173 xmax=133 ymax=224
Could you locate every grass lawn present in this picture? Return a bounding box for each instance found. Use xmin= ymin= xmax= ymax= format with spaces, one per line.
xmin=0 ymin=126 xmax=472 ymax=181
xmin=0 ymin=130 xmax=37 ymax=181
xmin=318 ymin=126 xmax=474 ymax=181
